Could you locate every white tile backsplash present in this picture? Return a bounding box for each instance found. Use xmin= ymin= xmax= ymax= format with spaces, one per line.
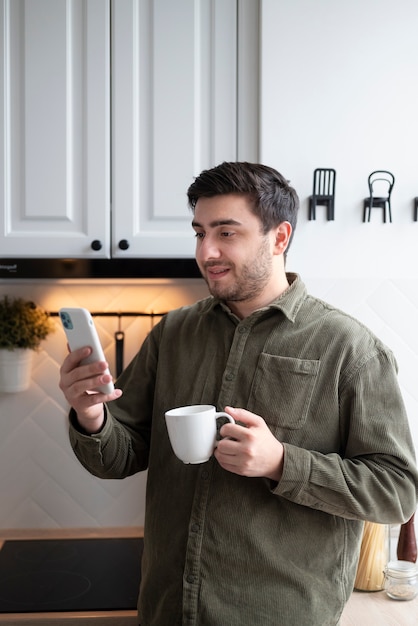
xmin=0 ymin=278 xmax=208 ymax=529
xmin=0 ymin=276 xmax=416 ymax=530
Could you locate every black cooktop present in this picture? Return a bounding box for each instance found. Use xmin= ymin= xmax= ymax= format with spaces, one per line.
xmin=0 ymin=538 xmax=143 ymax=613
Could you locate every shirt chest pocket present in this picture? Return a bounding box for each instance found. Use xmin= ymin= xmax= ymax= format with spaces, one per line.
xmin=247 ymin=354 xmax=320 ymax=430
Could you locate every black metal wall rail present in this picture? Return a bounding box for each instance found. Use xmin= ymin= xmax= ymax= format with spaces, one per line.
xmin=49 ymin=310 xmax=168 ymax=319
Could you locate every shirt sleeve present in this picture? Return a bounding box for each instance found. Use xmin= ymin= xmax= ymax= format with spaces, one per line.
xmin=68 ymin=324 xmax=161 ymax=479
xmin=68 ymin=405 xmax=149 ymax=478
xmin=274 ymin=348 xmax=418 ymax=524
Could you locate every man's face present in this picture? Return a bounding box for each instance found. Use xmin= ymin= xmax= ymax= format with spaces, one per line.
xmin=192 ymin=194 xmax=277 ymax=313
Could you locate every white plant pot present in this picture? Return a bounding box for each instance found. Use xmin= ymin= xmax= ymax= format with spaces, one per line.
xmin=0 ymin=348 xmax=33 ymax=393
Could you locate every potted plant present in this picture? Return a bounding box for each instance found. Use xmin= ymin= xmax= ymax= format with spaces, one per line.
xmin=0 ymin=295 xmax=55 ymax=392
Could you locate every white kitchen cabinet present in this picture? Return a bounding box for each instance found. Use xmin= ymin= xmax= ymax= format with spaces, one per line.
xmin=0 ymin=0 xmax=111 ymax=258
xmin=0 ymin=0 xmax=259 ymax=259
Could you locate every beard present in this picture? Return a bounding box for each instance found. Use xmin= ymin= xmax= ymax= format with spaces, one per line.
xmin=201 ymin=235 xmax=273 ymax=304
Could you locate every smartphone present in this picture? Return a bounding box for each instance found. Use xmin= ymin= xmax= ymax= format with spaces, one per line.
xmin=59 ymin=307 xmax=115 ymax=394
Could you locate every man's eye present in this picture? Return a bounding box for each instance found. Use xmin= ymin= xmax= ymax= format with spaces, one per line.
xmin=194 ymin=232 xmax=205 ymax=239
xmin=221 ymin=231 xmax=233 ymax=237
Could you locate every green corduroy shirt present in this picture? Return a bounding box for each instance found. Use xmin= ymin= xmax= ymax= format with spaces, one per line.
xmin=69 ymin=274 xmax=418 ymax=626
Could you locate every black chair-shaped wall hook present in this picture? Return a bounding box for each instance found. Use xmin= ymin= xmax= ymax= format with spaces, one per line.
xmin=363 ymin=170 xmax=395 ymax=223
xmin=308 ymin=168 xmax=336 ymax=220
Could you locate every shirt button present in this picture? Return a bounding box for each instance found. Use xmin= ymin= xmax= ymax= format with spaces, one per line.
xmin=238 ymin=326 xmax=248 ymax=334
xmin=186 ymin=574 xmax=197 ymax=584
xmin=201 ymin=470 xmax=209 ymax=479
xmin=191 ymin=523 xmax=200 ymax=533
xmin=225 ymin=372 xmax=234 ymax=381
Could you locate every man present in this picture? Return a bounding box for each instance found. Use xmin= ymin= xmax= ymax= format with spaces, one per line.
xmin=59 ymin=162 xmax=418 ymax=626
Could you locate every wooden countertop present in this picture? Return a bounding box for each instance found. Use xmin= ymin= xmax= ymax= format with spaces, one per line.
xmin=0 ymin=526 xmax=144 ymax=550
xmin=341 ymin=589 xmax=418 ymax=625
xmin=0 ymin=528 xmax=416 ymax=625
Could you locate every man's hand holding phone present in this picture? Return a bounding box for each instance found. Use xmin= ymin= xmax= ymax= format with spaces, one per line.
xmin=58 ymin=308 xmax=122 ymax=433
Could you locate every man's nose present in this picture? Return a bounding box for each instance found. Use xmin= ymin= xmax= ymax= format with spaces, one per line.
xmin=197 ymin=236 xmax=222 ymax=260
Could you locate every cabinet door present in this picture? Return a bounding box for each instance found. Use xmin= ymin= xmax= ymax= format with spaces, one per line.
xmin=0 ymin=0 xmax=110 ymax=258
xmin=112 ymin=0 xmax=238 ymax=258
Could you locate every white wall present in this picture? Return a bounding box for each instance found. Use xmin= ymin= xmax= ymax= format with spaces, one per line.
xmin=261 ymin=0 xmax=418 ymax=457
xmin=261 ymin=0 xmax=418 ymax=278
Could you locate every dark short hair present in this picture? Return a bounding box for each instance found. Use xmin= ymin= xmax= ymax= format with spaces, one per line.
xmin=187 ymin=162 xmax=299 ymax=250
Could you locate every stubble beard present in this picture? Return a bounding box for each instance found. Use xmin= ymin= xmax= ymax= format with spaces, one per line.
xmin=203 ymin=236 xmax=273 ymax=304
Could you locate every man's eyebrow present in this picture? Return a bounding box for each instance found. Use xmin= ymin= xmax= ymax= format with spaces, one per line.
xmin=191 ymin=218 xmax=243 ymax=229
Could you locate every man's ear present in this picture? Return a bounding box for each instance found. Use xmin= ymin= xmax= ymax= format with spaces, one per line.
xmin=273 ymin=221 xmax=292 ymax=255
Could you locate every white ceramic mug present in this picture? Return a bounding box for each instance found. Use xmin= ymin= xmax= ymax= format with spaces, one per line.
xmin=165 ymin=404 xmax=235 ymax=464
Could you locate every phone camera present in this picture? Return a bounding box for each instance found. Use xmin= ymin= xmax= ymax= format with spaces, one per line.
xmin=60 ymin=312 xmax=74 ymax=330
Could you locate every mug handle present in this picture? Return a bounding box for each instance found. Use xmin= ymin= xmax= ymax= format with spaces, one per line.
xmin=215 ymin=412 xmax=235 ymax=440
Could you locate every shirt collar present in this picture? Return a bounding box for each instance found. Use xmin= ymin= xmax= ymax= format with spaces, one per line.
xmin=267 ymin=273 xmax=306 ymax=322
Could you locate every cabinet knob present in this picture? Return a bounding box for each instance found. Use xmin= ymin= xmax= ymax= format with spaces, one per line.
xmin=118 ymin=239 xmax=130 ymax=250
xmin=91 ymin=240 xmax=102 ymax=251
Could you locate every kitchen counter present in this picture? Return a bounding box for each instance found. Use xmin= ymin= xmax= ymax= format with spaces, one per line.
xmin=0 ymin=528 xmax=417 ymax=625
xmin=341 ymin=589 xmax=418 ymax=625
